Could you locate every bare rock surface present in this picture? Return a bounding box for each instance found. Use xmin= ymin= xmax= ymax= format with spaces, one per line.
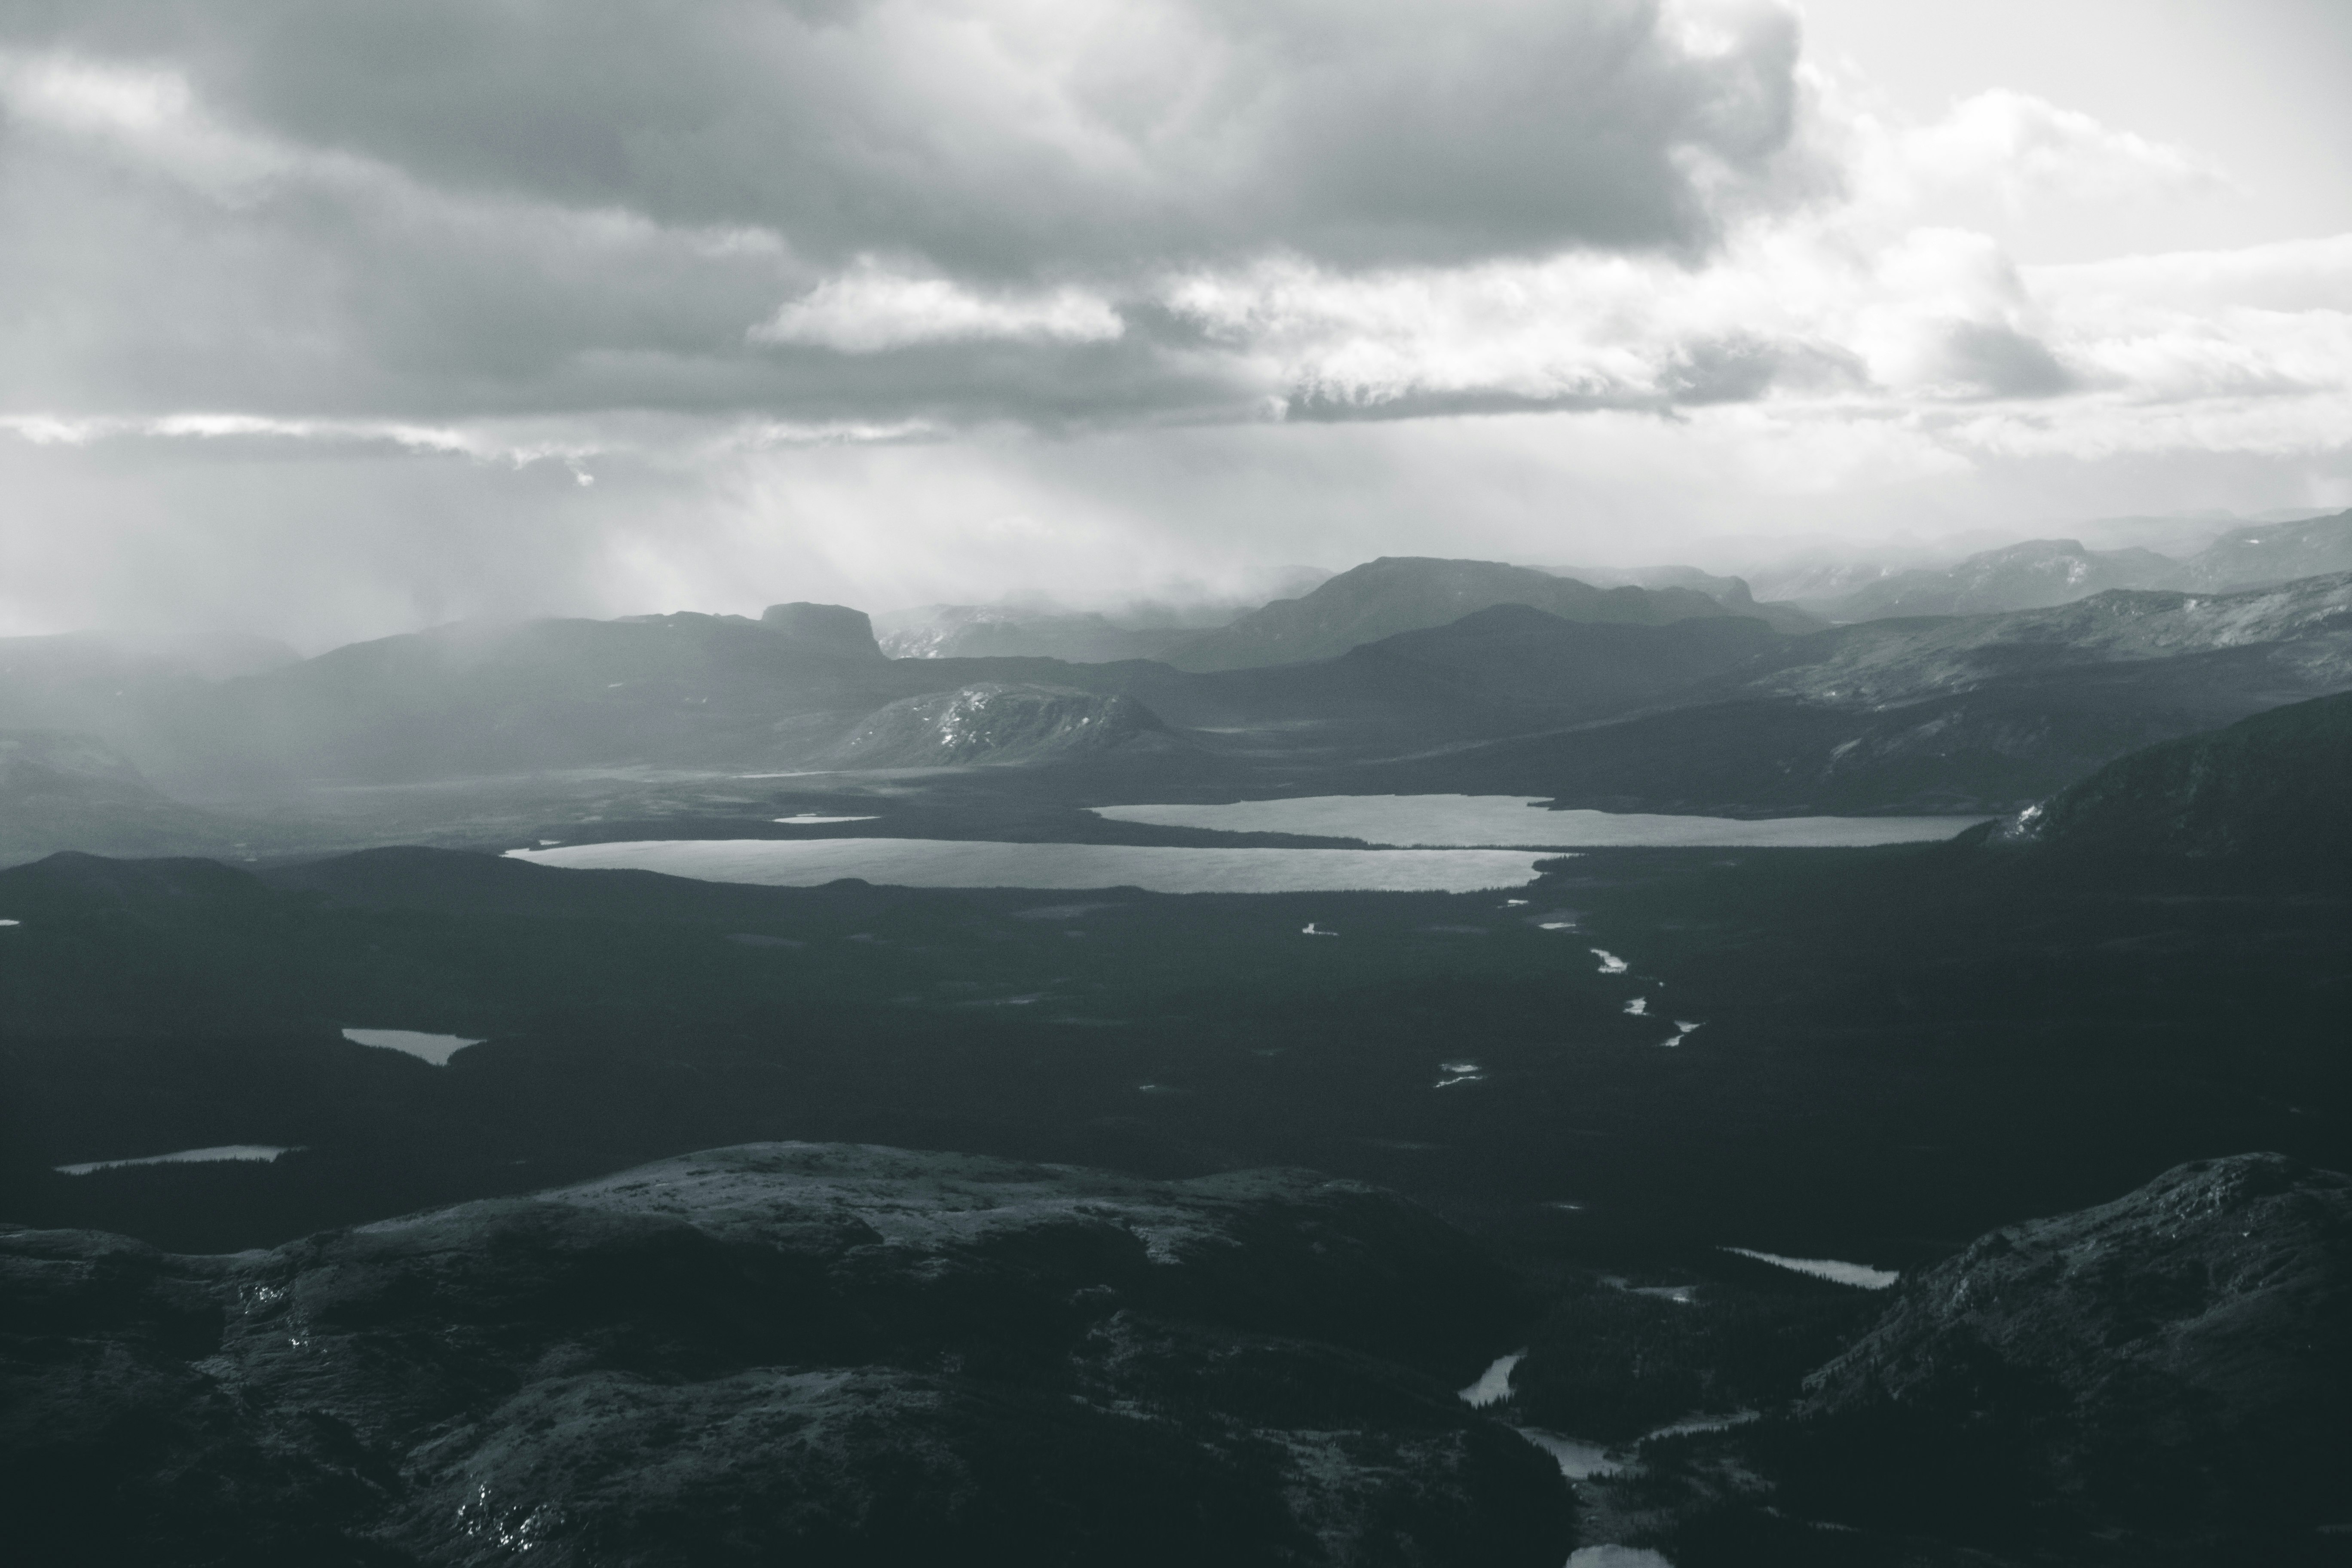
xmin=1784 ymin=1153 xmax=2352 ymax=1554
xmin=821 ymin=683 xmax=1176 ymax=767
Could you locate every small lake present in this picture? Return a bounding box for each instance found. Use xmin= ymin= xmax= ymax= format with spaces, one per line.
xmin=507 ymin=839 xmax=1552 ymax=893
xmin=344 ymin=1028 xmax=486 ymax=1066
xmin=1091 ymin=794 xmax=1988 ymax=848
xmin=57 ymin=1145 xmax=291 ymax=1176
xmin=1721 ymin=1247 xmax=1899 ymax=1289
xmin=1458 ymin=1351 xmax=1525 ymax=1408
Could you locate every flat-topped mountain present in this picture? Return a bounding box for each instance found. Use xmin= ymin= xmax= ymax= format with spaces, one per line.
xmin=0 ymin=1142 xmax=1568 ymax=1567
xmin=760 ymin=600 xmax=887 ymax=659
xmin=1163 ymin=557 xmax=1736 ymax=672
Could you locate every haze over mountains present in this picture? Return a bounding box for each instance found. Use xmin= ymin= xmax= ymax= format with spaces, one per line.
xmin=1777 ymin=511 xmax=2352 ymax=622
xmin=2 ymin=512 xmax=2349 ymax=865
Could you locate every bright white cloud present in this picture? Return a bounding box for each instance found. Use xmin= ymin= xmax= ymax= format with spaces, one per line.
xmin=1874 ymin=88 xmax=2226 ymax=215
xmin=751 ymin=265 xmax=1125 ymax=352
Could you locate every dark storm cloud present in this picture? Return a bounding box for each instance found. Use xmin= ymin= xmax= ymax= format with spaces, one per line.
xmin=6 ymin=0 xmax=1812 ymax=273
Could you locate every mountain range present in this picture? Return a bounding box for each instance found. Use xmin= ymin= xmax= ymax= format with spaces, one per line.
xmin=2 ymin=548 xmax=2349 ymax=864
xmin=1790 ymin=508 xmax=2352 ymax=622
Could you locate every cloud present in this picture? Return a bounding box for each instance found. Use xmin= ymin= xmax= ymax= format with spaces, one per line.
xmin=0 ymin=1 xmax=2347 ymax=647
xmin=752 ymin=264 xmax=1125 ymax=352
xmin=1877 ymin=88 xmax=2226 ymax=215
xmin=0 ymin=0 xmax=1818 ymax=271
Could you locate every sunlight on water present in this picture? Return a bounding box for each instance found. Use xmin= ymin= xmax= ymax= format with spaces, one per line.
xmin=58 ymin=1145 xmax=291 ymax=1176
xmin=507 ymin=839 xmax=1549 ymax=893
xmin=1721 ymin=1247 xmax=1899 ymax=1289
xmin=1091 ymin=794 xmax=1988 ymax=848
xmin=343 ymin=1028 xmax=486 ymax=1065
xmin=1518 ymin=1429 xmax=1621 ymax=1479
xmin=1566 ymin=1545 xmax=1676 ymax=1567
xmin=1646 ymin=1410 xmax=1760 ymax=1439
xmin=775 ymin=814 xmax=882 ymax=824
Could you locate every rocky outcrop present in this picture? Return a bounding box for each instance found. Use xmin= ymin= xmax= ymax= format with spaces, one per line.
xmin=1779 ymin=1155 xmax=2352 ymax=1555
xmin=0 ymin=1142 xmax=1569 ymax=1567
xmin=821 ymin=683 xmax=1176 ymax=767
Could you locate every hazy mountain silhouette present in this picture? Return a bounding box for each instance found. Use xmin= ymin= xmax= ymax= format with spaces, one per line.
xmin=1804 ymin=538 xmax=2180 ymax=620
xmin=1798 ymin=508 xmax=2352 ymax=622
xmin=0 ymin=733 xmax=249 ymax=866
xmin=1359 ymin=572 xmax=2352 ymax=812
xmin=1162 ymin=557 xmax=1736 ymax=672
xmin=1531 ymin=563 xmax=1828 ymax=634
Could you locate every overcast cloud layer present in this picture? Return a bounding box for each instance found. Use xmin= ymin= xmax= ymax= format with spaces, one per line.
xmin=1 ymin=0 xmax=2348 ymax=645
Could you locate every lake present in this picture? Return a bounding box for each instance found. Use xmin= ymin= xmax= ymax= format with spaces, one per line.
xmin=344 ymin=1028 xmax=486 ymax=1065
xmin=507 ymin=839 xmax=1553 ymax=893
xmin=1090 ymin=794 xmax=1988 ymax=847
xmin=1721 ymin=1246 xmax=1899 ymax=1289
xmin=57 ymin=1145 xmax=291 ymax=1176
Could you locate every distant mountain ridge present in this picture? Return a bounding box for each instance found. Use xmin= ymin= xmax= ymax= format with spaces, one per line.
xmin=1163 ymin=557 xmax=1737 ymax=672
xmin=0 ymin=732 xmax=248 ymax=866
xmin=873 ymin=606 xmax=1204 ymax=663
xmin=1797 ymin=508 xmax=2352 ymax=622
xmin=1355 ymin=571 xmax=2352 ymax=815
xmin=1528 ymin=563 xmax=1827 ymax=634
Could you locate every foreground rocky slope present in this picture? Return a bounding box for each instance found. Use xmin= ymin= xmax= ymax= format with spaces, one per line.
xmin=1762 ymin=1154 xmax=2352 ymax=1562
xmin=0 ymin=1143 xmax=1569 ymax=1568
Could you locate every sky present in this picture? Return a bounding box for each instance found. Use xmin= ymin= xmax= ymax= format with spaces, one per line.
xmin=1 ymin=0 xmax=2348 ymax=647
